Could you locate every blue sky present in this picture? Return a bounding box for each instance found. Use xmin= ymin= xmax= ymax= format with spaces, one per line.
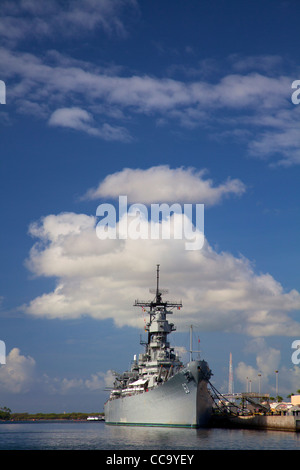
xmin=1 ymin=0 xmax=300 ymax=413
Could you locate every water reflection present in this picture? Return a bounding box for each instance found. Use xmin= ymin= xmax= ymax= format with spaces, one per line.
xmin=0 ymin=421 xmax=299 ymax=450
xmin=105 ymin=424 xmax=201 ymax=449
xmin=104 ymin=423 xmax=300 ymax=450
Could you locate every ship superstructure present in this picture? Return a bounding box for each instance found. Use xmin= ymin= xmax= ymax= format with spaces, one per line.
xmin=104 ymin=265 xmax=213 ymax=427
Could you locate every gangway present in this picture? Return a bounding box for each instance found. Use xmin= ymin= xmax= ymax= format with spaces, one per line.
xmin=209 ymin=383 xmax=270 ymax=416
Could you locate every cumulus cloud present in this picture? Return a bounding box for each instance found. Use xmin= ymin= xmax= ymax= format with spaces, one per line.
xmin=85 ymin=370 xmax=115 ymax=391
xmin=0 ymin=345 xmax=115 ymax=396
xmin=23 ymin=209 xmax=300 ymax=336
xmin=0 ymin=348 xmax=36 ymax=393
xmin=235 ymin=338 xmax=281 ymax=384
xmin=41 ymin=369 xmax=114 ymax=395
xmin=234 ymin=338 xmax=300 ymax=396
xmin=83 ymin=165 xmax=246 ymax=205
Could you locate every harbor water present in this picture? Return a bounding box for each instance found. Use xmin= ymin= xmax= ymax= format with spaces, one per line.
xmin=0 ymin=420 xmax=299 ymax=450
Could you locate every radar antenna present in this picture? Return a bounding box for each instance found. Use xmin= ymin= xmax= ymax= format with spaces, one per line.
xmin=156 ymin=263 xmax=160 ymax=301
xmin=149 ymin=264 xmax=168 ymax=303
xmin=134 ymin=265 xmax=182 ymax=310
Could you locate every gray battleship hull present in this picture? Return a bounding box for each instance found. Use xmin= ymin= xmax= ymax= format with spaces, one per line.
xmin=104 ymin=360 xmax=212 ymax=428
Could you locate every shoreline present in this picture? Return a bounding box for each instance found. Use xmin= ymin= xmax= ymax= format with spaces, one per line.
xmin=0 ymin=412 xmax=105 ymax=422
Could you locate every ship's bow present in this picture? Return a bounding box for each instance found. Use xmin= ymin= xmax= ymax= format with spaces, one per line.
xmin=186 ymin=359 xmax=213 ymax=427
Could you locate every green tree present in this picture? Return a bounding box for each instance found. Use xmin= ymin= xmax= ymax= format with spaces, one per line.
xmin=0 ymin=407 xmax=11 ymax=420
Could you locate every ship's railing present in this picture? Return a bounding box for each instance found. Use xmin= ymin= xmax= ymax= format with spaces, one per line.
xmin=109 ymin=386 xmax=149 ymax=399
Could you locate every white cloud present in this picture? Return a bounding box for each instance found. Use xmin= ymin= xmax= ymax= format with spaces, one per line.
xmin=0 ymin=348 xmax=36 ymax=393
xmin=234 ymin=338 xmax=300 ymax=397
xmin=48 ymin=107 xmax=131 ymax=142
xmin=83 ymin=165 xmax=246 ymax=205
xmin=6 ymin=342 xmax=299 ymax=399
xmin=0 ymin=0 xmax=138 ymax=43
xmin=248 ymin=108 xmax=300 ymax=167
xmin=1 ymin=45 xmax=297 ymax=163
xmin=278 ymin=365 xmax=300 ymax=397
xmin=235 ymin=338 xmax=281 ymax=383
xmin=85 ymin=370 xmax=114 ymax=391
xmin=49 ymin=107 xmax=93 ymax=131
xmin=0 ymin=345 xmax=115 ymax=396
xmin=230 ymin=54 xmax=284 ymax=73
xmin=42 ymin=369 xmax=114 ymax=395
xmin=23 ymin=210 xmax=300 ymax=336
xmin=0 ymin=47 xmax=289 ymax=118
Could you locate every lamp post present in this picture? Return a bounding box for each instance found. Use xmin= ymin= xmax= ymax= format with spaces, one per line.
xmin=275 ymin=370 xmax=278 ymax=400
xmin=258 ymin=373 xmax=261 ymax=395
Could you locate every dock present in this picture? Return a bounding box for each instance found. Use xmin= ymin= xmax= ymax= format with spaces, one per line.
xmin=209 ymin=389 xmax=300 ymax=432
xmin=210 ymin=413 xmax=300 ymax=432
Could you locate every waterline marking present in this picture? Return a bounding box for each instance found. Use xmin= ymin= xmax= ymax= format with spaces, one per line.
xmin=95 ymin=196 xmax=204 ymax=251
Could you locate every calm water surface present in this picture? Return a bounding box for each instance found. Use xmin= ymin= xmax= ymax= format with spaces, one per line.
xmin=0 ymin=421 xmax=299 ymax=450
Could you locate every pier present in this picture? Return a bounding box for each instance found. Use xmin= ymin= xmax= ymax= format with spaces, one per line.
xmin=210 ymin=413 xmax=300 ymax=432
xmin=209 ymin=389 xmax=300 ymax=432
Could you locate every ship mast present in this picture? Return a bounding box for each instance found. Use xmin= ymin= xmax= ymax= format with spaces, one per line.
xmin=134 ymin=265 xmax=182 ymax=366
xmin=134 ymin=264 xmax=182 ymax=310
xmin=156 ymin=263 xmax=160 ymax=303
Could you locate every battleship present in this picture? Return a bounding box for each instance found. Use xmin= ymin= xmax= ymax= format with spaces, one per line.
xmin=104 ymin=265 xmax=213 ymax=428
